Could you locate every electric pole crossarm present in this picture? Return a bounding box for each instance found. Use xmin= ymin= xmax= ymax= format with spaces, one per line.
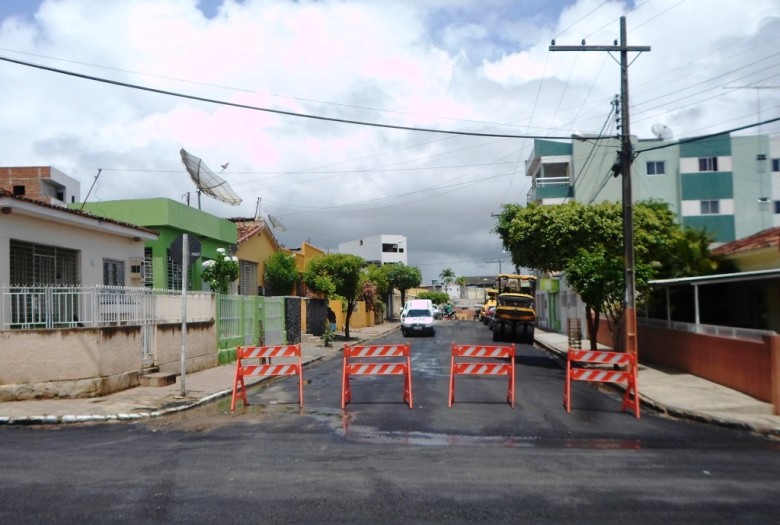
xmin=549 ymin=45 xmax=650 ymax=52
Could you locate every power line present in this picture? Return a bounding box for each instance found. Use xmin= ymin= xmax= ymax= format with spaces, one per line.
xmin=0 ymin=54 xmax=574 ymax=141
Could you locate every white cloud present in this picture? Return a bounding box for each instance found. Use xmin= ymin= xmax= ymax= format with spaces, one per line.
xmin=0 ymin=0 xmax=779 ymax=284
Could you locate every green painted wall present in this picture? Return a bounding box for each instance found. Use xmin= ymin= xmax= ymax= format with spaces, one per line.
xmin=536 ymin=184 xmax=573 ymax=200
xmin=534 ymin=139 xmax=572 ymax=157
xmin=680 ymin=133 xmax=731 ymax=157
xmin=681 ymin=172 xmax=733 ymax=200
xmin=683 ymin=215 xmax=735 ymax=242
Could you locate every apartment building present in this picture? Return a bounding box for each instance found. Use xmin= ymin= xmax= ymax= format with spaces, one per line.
xmin=526 ymin=132 xmax=780 ymax=243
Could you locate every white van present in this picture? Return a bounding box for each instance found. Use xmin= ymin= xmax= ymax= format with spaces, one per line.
xmin=400 ymin=299 xmax=436 ymax=337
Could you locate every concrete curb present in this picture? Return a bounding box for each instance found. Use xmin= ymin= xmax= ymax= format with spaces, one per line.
xmin=0 ymin=329 xmax=392 ymax=427
xmin=533 ymin=337 xmax=780 ymax=439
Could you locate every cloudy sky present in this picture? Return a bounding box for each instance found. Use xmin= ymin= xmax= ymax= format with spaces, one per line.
xmin=1 ymin=0 xmax=779 ymax=284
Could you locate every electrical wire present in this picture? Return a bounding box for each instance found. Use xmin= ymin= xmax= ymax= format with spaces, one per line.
xmin=0 ymin=54 xmax=573 ymax=140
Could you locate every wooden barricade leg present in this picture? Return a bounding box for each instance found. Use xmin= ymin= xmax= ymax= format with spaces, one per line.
xmin=403 ymin=353 xmax=413 ymax=408
xmin=297 ymin=354 xmax=305 ymax=409
xmin=507 ymin=352 xmax=516 ymax=408
xmin=230 ymin=348 xmax=248 ymax=411
xmin=620 ymin=356 xmax=640 ymax=418
xmin=564 ymin=352 xmax=572 ymax=413
xmin=341 ymin=345 xmax=351 ymax=409
xmin=448 ymin=353 xmax=456 ymax=407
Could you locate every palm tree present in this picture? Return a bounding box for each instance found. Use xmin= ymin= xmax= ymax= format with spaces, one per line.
xmin=455 ymin=276 xmax=467 ymax=298
xmin=439 ymin=268 xmax=455 ymax=289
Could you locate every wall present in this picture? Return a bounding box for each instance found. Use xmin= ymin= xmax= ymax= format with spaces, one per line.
xmin=0 ymin=326 xmax=142 ymax=400
xmin=153 ymin=321 xmax=217 ymax=375
xmin=0 ymin=320 xmax=217 ymax=400
xmin=639 ymin=324 xmax=777 ymax=408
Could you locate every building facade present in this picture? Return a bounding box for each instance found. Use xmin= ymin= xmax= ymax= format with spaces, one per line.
xmin=527 ymin=132 xmax=780 ymax=243
xmin=338 ymin=234 xmax=408 ymax=266
xmin=0 ymin=166 xmax=81 ymax=207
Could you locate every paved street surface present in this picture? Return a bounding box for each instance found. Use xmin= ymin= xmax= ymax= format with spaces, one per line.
xmin=1 ymin=320 xmax=779 ymax=524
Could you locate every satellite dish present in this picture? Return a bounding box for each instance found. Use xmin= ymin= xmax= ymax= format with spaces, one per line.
xmin=179 ymin=148 xmax=242 ymax=209
xmin=267 ymin=214 xmax=287 ymax=232
xmin=650 ymin=123 xmax=673 ymax=140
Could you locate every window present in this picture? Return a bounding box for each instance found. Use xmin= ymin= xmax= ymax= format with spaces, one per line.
xmin=9 ymin=239 xmax=79 ymax=285
xmin=772 ymin=159 xmax=780 ymax=172
xmin=698 ymin=157 xmax=718 ymax=172
xmin=12 ymin=185 xmax=25 ymax=196
xmin=239 ymin=260 xmax=258 ymax=296
xmin=775 ymin=201 xmax=780 ymax=214
xmin=103 ymin=259 xmax=125 ymax=286
xmin=646 ymin=161 xmax=665 ymax=175
xmin=700 ymin=200 xmax=720 ymax=215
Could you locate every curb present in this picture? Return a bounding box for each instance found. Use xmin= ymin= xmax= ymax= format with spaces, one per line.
xmin=0 ymin=327 xmax=397 ymax=427
xmin=533 ymin=337 xmax=780 ymax=439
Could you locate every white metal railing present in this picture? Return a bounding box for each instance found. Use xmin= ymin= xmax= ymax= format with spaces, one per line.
xmin=1 ymin=285 xmax=214 ymax=331
xmin=639 ymin=317 xmax=775 ymax=343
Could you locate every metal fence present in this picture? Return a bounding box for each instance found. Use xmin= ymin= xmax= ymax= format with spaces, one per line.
xmin=639 ymin=317 xmax=775 ymax=343
xmin=1 ymin=285 xmax=214 ymax=331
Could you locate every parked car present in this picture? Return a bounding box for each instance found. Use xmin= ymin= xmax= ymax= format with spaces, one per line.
xmin=401 ymin=301 xmax=436 ymax=337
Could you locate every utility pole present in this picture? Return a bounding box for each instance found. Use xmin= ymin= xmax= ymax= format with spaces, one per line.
xmin=550 ymin=17 xmax=650 ymax=357
xmin=486 ymin=259 xmax=503 ymax=274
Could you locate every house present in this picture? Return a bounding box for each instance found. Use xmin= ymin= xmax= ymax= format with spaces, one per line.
xmin=0 ymin=166 xmax=81 ymax=207
xmin=0 ymin=189 xmax=157 ymax=289
xmin=338 ymin=234 xmax=408 ymax=266
xmin=76 ymin=198 xmax=237 ymax=290
xmin=230 ymin=216 xmax=282 ymax=295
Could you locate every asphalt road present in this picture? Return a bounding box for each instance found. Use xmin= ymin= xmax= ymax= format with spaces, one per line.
xmin=1 ymin=321 xmax=778 ymax=524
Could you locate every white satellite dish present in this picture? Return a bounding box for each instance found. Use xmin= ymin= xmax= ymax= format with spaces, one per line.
xmin=650 ymin=123 xmax=673 ymax=141
xmin=180 ymin=148 xmax=242 ymax=209
xmin=267 ymin=214 xmax=287 ymax=232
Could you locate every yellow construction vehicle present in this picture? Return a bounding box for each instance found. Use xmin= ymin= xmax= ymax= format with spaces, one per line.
xmin=491 ymin=274 xmax=537 ymax=343
xmin=480 ymin=288 xmax=498 ymax=324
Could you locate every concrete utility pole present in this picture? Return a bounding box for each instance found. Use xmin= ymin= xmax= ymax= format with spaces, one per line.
xmin=550 ymin=16 xmax=650 ymax=357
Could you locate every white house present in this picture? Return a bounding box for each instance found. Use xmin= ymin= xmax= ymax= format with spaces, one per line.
xmin=338 ymin=234 xmax=408 ymax=266
xmin=0 ymin=189 xmax=158 ymax=287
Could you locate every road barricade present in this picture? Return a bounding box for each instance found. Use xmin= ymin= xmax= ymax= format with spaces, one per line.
xmin=448 ymin=344 xmax=516 ymax=408
xmin=231 ymin=344 xmax=304 ymax=410
xmin=564 ymin=350 xmax=640 ymax=418
xmin=341 ymin=344 xmax=413 ymax=409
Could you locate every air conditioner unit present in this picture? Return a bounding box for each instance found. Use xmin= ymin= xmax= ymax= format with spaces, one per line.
xmin=129 ymin=257 xmax=144 ymax=280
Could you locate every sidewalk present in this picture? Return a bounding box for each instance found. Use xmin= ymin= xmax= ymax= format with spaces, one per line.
xmin=2 ymin=323 xmax=779 ymax=437
xmin=534 ymin=330 xmax=780 ymax=437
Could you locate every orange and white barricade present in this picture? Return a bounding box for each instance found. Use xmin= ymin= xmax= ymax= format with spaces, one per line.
xmin=341 ymin=344 xmax=413 ymax=409
xmin=564 ymin=350 xmax=640 ymax=418
xmin=448 ymin=344 xmax=516 ymax=408
xmin=231 ymin=344 xmax=304 ymax=410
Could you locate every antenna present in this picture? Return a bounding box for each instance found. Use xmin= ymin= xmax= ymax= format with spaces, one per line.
xmin=79 ymin=168 xmax=102 ymax=211
xmin=179 ymin=148 xmax=242 ymax=209
xmin=267 ymin=214 xmax=287 ymax=232
xmin=254 ymin=197 xmax=261 ymax=220
xmin=650 ymin=123 xmax=673 ymax=140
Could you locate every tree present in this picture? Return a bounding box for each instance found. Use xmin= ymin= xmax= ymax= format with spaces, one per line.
xmin=263 ymin=251 xmax=298 ymax=296
xmin=386 ymin=263 xmax=422 ymax=308
xmin=302 ymin=253 xmax=364 ymax=339
xmin=417 ymin=291 xmax=450 ymax=305
xmin=439 ymin=268 xmax=455 ymax=288
xmin=201 ymin=248 xmax=239 ymax=294
xmin=495 ymin=200 xmax=703 ymax=349
xmin=455 ymin=276 xmax=467 ymax=298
